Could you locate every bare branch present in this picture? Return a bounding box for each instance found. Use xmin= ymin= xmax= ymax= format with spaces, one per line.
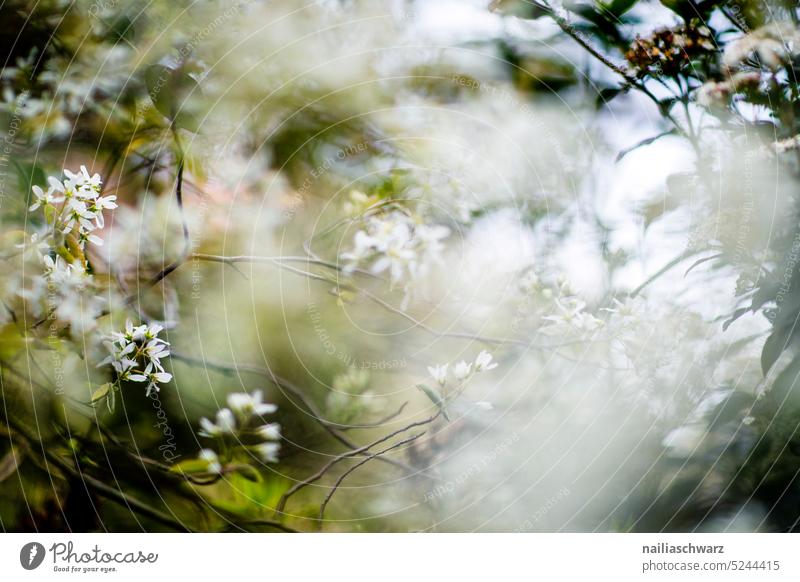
xmin=316 ymin=431 xmax=426 ymax=528
xmin=274 ymin=410 xmax=441 ymax=517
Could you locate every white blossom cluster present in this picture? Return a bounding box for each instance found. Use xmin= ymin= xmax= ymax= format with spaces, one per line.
xmin=423 ymin=350 xmax=498 ymax=419
xmin=196 ymin=390 xmax=281 ymax=474
xmin=99 ymin=320 xmax=172 ymax=398
xmin=15 ymin=254 xmax=103 ymax=335
xmin=695 ymin=71 xmax=761 ymax=109
xmin=511 ymin=271 xmax=604 ymax=339
xmin=29 ymin=165 xmax=117 ymax=249
xmin=723 ymin=22 xmax=800 ymax=70
xmin=341 ymin=210 xmax=450 ymax=303
xmin=12 ymin=167 xmax=117 ymax=336
xmin=427 ymin=349 xmax=499 ymax=388
xmin=540 ymin=297 xmax=604 ymax=336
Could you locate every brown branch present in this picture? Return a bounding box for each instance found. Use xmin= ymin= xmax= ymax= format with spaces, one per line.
xmin=274 ymin=410 xmax=441 ymax=517
xmin=126 ymin=159 xmax=189 ymax=305
xmin=316 ymin=431 xmax=426 ymax=528
xmin=169 ymin=351 xmax=429 ymax=480
xmin=230 ymin=519 xmax=300 ymax=533
xmin=190 ymin=253 xmax=583 ymax=351
xmin=537 ymin=0 xmax=689 ymax=140
xmin=338 ymin=401 xmax=409 ymax=431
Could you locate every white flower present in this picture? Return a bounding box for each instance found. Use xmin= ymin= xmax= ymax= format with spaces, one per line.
xmin=253 ymin=441 xmax=280 ymax=463
xmin=662 ymin=424 xmax=706 ymax=457
xmin=695 ymin=81 xmax=730 ymax=108
xmin=95 ymin=193 xmax=118 ymax=212
xmin=416 ymin=224 xmax=450 ymax=259
xmin=340 ymin=211 xmax=450 ymax=289
xmin=696 ymin=71 xmax=761 ymax=109
xmin=255 ymin=423 xmax=281 ymax=441
xmin=541 ymin=297 xmax=603 ymax=335
xmin=64 ymin=165 xmax=102 ymax=195
xmin=198 ymin=408 xmax=237 ymax=437
xmin=29 ymin=183 xmax=64 ymax=211
xmin=198 ymin=449 xmax=222 ymax=474
xmin=453 ymin=361 xmax=473 ymax=381
xmin=100 ymin=321 xmax=172 ymax=396
xmin=227 ymin=390 xmax=277 ymax=417
xmin=723 ymin=23 xmax=800 ymax=70
xmin=341 ymin=230 xmax=378 ymax=264
xmin=28 ymin=167 xmax=112 ymax=249
xmin=427 ymin=363 xmax=448 ymax=386
xmin=474 ymin=350 xmax=498 ymax=372
xmin=144 ymin=370 xmax=172 ymax=397
xmin=142 ymin=339 xmax=170 ymax=369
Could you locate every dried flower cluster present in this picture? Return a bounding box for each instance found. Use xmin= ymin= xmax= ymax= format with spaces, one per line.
xmin=625 ymin=21 xmax=715 ymax=78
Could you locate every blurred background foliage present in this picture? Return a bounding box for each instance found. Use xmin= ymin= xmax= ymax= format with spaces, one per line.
xmin=2 ymin=0 xmax=800 ymax=532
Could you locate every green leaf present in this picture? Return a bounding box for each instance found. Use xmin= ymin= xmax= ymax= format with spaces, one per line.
xmin=91 ymin=383 xmax=112 ymax=403
xmin=707 ymin=391 xmax=754 ymax=430
xmin=616 ymin=130 xmax=677 ymax=162
xmin=596 ymin=0 xmax=637 ymax=18
xmin=722 ymin=307 xmax=750 ymax=332
xmin=233 ymin=464 xmax=261 ymax=483
xmin=144 ymin=62 xmax=201 ymax=131
xmin=0 ymin=446 xmax=22 ymax=482
xmin=684 ymin=253 xmax=723 ymax=276
xmin=762 ymin=326 xmax=793 ymax=376
xmin=768 ymin=353 xmax=800 ymax=405
xmin=0 ymin=324 xmax=32 ymax=360
xmin=417 ymin=384 xmax=450 ymax=421
xmin=169 ymin=459 xmax=213 ymax=475
xmin=595 ymin=85 xmax=625 ymax=109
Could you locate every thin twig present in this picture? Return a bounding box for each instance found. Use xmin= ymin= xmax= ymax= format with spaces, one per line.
xmin=190 ymin=253 xmax=584 ymax=351
xmin=128 ymin=160 xmax=189 ymax=302
xmin=169 ymin=351 xmax=430 ymax=480
xmin=274 ymin=410 xmax=441 ymax=516
xmin=316 ymin=432 xmax=426 ymax=528
xmin=338 ymin=401 xmax=409 ymax=431
xmin=629 ymin=248 xmax=703 ymax=298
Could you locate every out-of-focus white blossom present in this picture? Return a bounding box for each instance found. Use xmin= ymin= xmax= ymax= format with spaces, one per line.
xmin=199 ymin=409 xmax=237 ymax=437
xmin=198 ymin=449 xmax=223 ymax=474
xmin=253 ymin=441 xmax=281 ymax=463
xmin=428 ymin=363 xmax=449 ymax=386
xmin=723 ymin=23 xmax=800 ymax=70
xmin=227 ymin=389 xmax=278 ymax=417
xmin=196 ymin=390 xmax=281 ymax=470
xmin=341 ymin=211 xmax=450 ymax=304
xmin=425 ymin=351 xmax=500 ymax=390
xmin=695 ymin=72 xmax=761 ymax=108
xmin=541 ymin=297 xmax=603 ymax=336
xmin=474 ymin=350 xmax=498 ymax=372
xmin=453 ymin=361 xmax=473 ymax=380
xmin=255 ymin=423 xmax=282 ymax=441
xmin=15 ymin=254 xmax=104 ymax=335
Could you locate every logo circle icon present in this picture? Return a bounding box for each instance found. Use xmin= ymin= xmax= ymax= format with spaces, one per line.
xmin=19 ymin=542 xmax=46 ymax=570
